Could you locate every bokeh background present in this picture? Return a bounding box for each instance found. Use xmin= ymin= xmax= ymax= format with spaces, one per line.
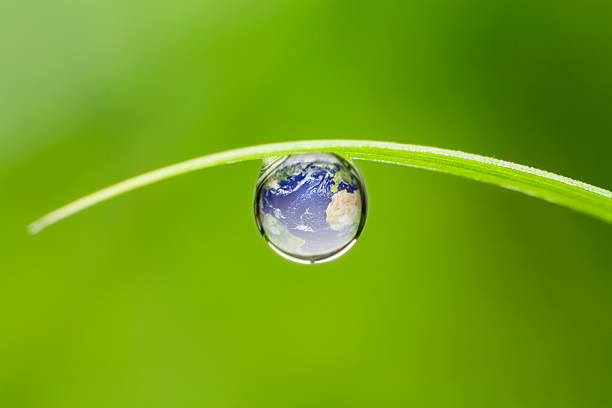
xmin=1 ymin=0 xmax=611 ymax=407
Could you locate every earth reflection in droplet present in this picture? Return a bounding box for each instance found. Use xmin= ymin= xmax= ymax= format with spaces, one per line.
xmin=254 ymin=153 xmax=367 ymax=264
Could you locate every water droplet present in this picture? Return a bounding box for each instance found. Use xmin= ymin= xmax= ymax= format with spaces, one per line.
xmin=254 ymin=153 xmax=367 ymax=264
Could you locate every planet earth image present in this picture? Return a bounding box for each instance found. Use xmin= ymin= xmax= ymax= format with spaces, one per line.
xmin=255 ymin=153 xmax=367 ymax=263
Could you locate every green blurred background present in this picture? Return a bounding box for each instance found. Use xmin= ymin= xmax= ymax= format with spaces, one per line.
xmin=1 ymin=0 xmax=611 ymax=407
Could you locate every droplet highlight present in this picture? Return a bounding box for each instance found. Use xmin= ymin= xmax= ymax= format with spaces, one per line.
xmin=254 ymin=153 xmax=367 ymax=264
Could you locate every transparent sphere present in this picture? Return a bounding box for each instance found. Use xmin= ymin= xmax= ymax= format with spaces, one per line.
xmin=254 ymin=153 xmax=367 ymax=264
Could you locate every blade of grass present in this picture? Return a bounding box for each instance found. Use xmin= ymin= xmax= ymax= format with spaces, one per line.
xmin=28 ymin=140 xmax=612 ymax=233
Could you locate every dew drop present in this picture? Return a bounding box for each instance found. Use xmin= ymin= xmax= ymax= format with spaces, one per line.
xmin=254 ymin=153 xmax=367 ymax=264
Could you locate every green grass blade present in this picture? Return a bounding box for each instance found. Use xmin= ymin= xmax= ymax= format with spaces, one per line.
xmin=28 ymin=140 xmax=612 ymax=233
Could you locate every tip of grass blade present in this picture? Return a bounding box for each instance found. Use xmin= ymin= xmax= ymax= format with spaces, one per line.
xmin=27 ymin=223 xmax=42 ymax=235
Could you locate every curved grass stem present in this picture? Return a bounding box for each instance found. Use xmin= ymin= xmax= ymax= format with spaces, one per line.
xmin=28 ymin=140 xmax=612 ymax=233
